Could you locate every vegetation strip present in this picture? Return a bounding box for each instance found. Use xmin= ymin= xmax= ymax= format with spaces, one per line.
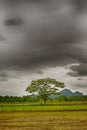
xmin=0 ymin=109 xmax=87 ymax=112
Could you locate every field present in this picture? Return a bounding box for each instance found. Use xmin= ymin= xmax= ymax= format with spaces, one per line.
xmin=0 ymin=102 xmax=87 ymax=130
xmin=0 ymin=111 xmax=87 ymax=130
xmin=0 ymin=101 xmax=87 ymax=111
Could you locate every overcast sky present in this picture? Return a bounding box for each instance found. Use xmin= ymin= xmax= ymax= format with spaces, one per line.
xmin=0 ymin=0 xmax=87 ymax=96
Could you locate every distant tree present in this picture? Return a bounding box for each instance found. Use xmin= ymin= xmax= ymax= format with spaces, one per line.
xmin=26 ymin=78 xmax=65 ymax=104
xmin=67 ymin=96 xmax=85 ymax=101
xmin=56 ymin=95 xmax=67 ymax=101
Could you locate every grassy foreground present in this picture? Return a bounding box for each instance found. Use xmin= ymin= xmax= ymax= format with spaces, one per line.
xmin=0 ymin=111 xmax=87 ymax=130
xmin=0 ymin=102 xmax=87 ymax=130
xmin=0 ymin=102 xmax=87 ymax=111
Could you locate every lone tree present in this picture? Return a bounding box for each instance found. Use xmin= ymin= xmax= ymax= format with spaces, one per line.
xmin=26 ymin=78 xmax=65 ymax=104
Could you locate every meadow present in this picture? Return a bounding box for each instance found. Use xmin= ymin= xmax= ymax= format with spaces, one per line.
xmin=0 ymin=102 xmax=87 ymax=130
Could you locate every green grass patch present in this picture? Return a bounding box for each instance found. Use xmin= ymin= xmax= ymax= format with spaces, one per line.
xmin=0 ymin=104 xmax=87 ymax=111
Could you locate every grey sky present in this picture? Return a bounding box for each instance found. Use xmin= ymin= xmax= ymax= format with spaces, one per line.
xmin=0 ymin=0 xmax=87 ymax=95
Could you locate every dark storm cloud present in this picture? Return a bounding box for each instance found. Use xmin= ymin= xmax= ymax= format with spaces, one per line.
xmin=72 ymin=0 xmax=87 ymax=12
xmin=0 ymin=77 xmax=8 ymax=81
xmin=0 ymin=78 xmax=8 ymax=81
xmin=36 ymin=70 xmax=43 ymax=74
xmin=68 ymin=64 xmax=87 ymax=77
xmin=4 ymin=18 xmax=23 ymax=26
xmin=0 ymin=72 xmax=8 ymax=81
xmin=77 ymin=78 xmax=83 ymax=80
xmin=0 ymin=0 xmax=87 ymax=74
xmin=0 ymin=73 xmax=7 ymax=78
xmin=0 ymin=70 xmax=20 ymax=82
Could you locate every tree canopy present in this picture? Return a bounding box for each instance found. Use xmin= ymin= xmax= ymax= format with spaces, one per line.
xmin=26 ymin=78 xmax=65 ymax=104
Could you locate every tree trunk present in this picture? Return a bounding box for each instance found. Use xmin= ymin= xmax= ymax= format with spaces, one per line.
xmin=43 ymin=98 xmax=47 ymax=105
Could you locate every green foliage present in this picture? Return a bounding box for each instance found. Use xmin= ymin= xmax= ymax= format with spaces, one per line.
xmin=0 ymin=95 xmax=40 ymax=103
xmin=67 ymin=96 xmax=87 ymax=101
xmin=0 ymin=96 xmax=23 ymax=103
xmin=23 ymin=95 xmax=40 ymax=102
xmin=0 ymin=95 xmax=87 ymax=103
xmin=54 ymin=95 xmax=87 ymax=102
xmin=26 ymin=78 xmax=65 ymax=104
xmin=56 ymin=95 xmax=68 ymax=101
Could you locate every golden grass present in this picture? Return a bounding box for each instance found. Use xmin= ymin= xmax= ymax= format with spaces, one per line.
xmin=0 ymin=111 xmax=87 ymax=130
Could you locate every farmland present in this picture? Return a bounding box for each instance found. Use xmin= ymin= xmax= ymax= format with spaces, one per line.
xmin=0 ymin=101 xmax=87 ymax=111
xmin=0 ymin=111 xmax=87 ymax=130
xmin=0 ymin=102 xmax=87 ymax=130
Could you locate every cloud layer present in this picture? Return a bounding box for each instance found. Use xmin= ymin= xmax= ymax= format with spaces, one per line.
xmin=0 ymin=0 xmax=87 ymax=70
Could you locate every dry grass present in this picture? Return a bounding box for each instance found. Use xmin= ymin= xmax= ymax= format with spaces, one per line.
xmin=0 ymin=111 xmax=87 ymax=130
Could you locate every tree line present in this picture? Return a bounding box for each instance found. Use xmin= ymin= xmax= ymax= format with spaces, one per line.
xmin=0 ymin=95 xmax=87 ymax=103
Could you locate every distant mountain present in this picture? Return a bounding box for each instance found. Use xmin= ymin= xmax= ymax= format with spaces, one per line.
xmin=49 ymin=89 xmax=83 ymax=98
xmin=60 ymin=89 xmax=73 ymax=96
xmin=74 ymin=91 xmax=83 ymax=96
xmin=60 ymin=89 xmax=83 ymax=96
